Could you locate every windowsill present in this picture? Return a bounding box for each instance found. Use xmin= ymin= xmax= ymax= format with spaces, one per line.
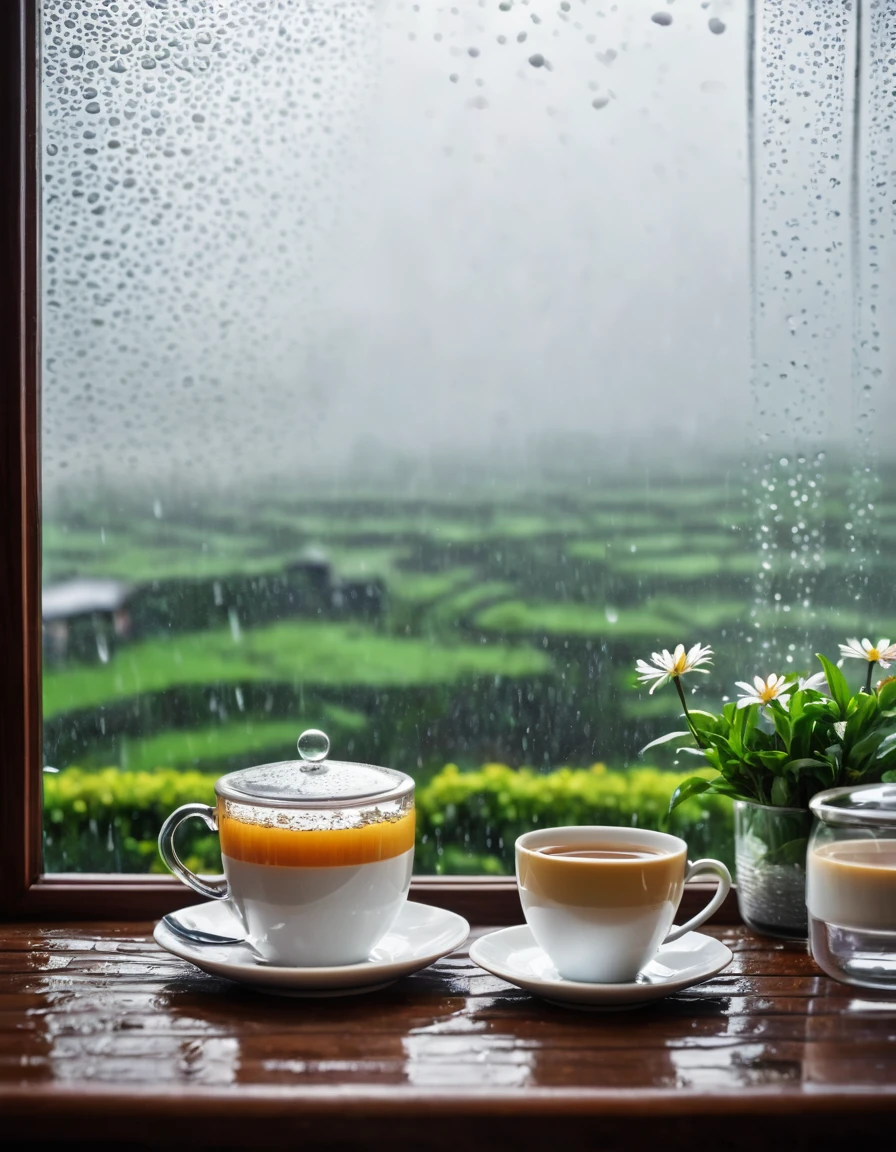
xmin=3 ymin=920 xmax=896 ymax=1150
xmin=10 ymin=874 xmax=741 ymax=925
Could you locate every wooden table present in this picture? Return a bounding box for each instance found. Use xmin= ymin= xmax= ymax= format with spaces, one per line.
xmin=2 ymin=922 xmax=895 ymax=1150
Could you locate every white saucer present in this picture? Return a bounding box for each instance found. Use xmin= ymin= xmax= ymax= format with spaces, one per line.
xmin=469 ymin=925 xmax=732 ymax=1009
xmin=153 ymin=900 xmax=469 ymax=997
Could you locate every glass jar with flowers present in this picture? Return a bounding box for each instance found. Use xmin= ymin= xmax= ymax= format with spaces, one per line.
xmin=636 ymin=640 xmax=896 ymax=938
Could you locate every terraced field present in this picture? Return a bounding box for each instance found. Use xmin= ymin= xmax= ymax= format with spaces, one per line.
xmin=42 ymin=467 xmax=896 ymax=872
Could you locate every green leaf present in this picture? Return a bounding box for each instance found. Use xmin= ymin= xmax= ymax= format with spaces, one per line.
xmin=770 ymin=777 xmax=794 ymax=806
xmin=817 ymin=654 xmax=851 ymax=718
xmin=764 ymin=836 xmax=809 ymax=866
xmin=878 ymin=679 xmax=896 ymax=711
xmin=882 ymin=770 xmax=896 ymax=783
xmin=698 ymin=780 xmax=746 ymax=799
xmin=849 ymin=729 xmax=889 ymax=767
xmin=756 ymin=750 xmax=789 ymax=773
xmin=784 ymin=757 xmax=830 ymax=776
xmin=768 ymin=702 xmax=793 ymax=750
xmin=639 ymin=730 xmax=693 ymax=755
xmin=702 ymin=730 xmax=735 ymax=757
xmin=789 ymin=713 xmax=815 ymax=762
xmin=725 ymin=705 xmax=746 ymax=756
xmin=687 ymin=710 xmax=723 ymax=733
xmin=842 ymin=692 xmax=879 ymax=757
xmin=700 ymin=746 xmax=724 ymax=773
xmin=742 ymin=703 xmax=759 ymax=738
xmin=875 ymin=733 xmax=896 ymax=762
xmin=803 ymin=699 xmax=840 ymax=722
xmin=808 ymin=762 xmax=837 ymax=790
xmin=668 ymin=776 xmax=712 ymax=815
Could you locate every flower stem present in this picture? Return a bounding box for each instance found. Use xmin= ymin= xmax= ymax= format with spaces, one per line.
xmin=674 ymin=676 xmax=705 ymax=749
xmin=865 ymin=661 xmax=875 ymax=695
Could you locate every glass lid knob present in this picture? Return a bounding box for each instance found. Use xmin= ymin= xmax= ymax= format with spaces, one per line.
xmin=297 ymin=728 xmax=330 ymax=772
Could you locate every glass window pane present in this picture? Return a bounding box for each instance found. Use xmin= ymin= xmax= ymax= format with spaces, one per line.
xmin=40 ymin=1 xmax=892 ymax=878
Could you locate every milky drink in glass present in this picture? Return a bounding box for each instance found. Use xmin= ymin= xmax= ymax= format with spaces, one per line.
xmin=808 ymin=784 xmax=896 ymax=990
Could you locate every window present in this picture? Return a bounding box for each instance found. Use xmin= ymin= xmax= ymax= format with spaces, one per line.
xmin=3 ymin=1 xmax=892 ymax=913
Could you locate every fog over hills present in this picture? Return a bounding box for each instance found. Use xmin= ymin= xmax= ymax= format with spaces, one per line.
xmin=40 ymin=0 xmax=892 ymax=503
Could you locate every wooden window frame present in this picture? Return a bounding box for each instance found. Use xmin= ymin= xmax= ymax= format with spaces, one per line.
xmin=0 ymin=0 xmax=737 ymax=927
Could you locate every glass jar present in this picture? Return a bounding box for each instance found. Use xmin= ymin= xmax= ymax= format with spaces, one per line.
xmin=807 ymin=783 xmax=896 ymax=990
xmin=158 ymin=729 xmax=415 ymax=966
xmin=734 ymin=800 xmax=811 ymax=939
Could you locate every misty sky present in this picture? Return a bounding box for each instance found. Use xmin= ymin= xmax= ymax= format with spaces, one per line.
xmin=40 ymin=0 xmax=892 ymax=501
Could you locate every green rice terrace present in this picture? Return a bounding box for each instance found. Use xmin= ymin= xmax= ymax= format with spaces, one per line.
xmin=42 ymin=468 xmax=896 ymax=874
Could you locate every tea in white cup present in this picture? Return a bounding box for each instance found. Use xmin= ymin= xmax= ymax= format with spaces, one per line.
xmin=515 ymin=826 xmax=731 ymax=983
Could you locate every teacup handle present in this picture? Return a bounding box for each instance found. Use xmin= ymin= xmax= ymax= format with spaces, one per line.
xmin=663 ymin=858 xmax=732 ymax=943
xmin=158 ymin=803 xmax=229 ymax=901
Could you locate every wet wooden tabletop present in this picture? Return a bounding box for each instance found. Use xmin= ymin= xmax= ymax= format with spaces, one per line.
xmin=2 ymin=922 xmax=896 ymax=1150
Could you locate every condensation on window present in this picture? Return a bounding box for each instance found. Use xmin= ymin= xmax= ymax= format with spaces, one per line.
xmin=39 ymin=1 xmax=892 ymax=876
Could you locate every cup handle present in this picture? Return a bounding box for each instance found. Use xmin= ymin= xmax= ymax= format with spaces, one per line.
xmin=158 ymin=803 xmax=229 ymax=901
xmin=663 ymin=858 xmax=732 ymax=943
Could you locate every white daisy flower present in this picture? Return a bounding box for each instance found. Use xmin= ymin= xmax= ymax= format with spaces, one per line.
xmin=797 ymin=670 xmax=829 ymax=694
xmin=635 ymin=643 xmax=713 ymax=695
xmin=839 ymin=637 xmax=896 ymax=669
xmin=735 ymin=673 xmax=792 ymax=710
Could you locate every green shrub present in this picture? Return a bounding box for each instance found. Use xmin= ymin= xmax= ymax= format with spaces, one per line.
xmin=42 ymin=762 xmax=732 ymax=875
xmin=415 ymin=762 xmax=733 ymax=874
xmin=43 ymin=767 xmax=218 ymax=874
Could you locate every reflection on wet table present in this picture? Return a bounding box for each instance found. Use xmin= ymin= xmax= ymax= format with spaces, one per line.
xmin=3 ymin=923 xmax=896 ymax=1147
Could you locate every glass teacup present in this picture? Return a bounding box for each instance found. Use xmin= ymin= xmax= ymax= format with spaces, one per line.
xmin=158 ymin=730 xmax=415 ymax=966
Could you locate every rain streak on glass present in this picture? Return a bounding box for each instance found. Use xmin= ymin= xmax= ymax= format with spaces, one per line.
xmin=844 ymin=0 xmax=896 ymax=608
xmin=748 ymin=0 xmax=892 ymax=661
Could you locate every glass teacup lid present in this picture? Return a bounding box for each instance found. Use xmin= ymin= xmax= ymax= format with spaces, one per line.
xmin=215 ymin=729 xmax=413 ymax=809
xmin=810 ymin=782 xmax=896 ymax=828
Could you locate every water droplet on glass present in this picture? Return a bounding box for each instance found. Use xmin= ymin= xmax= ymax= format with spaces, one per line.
xmin=708 ymin=18 xmax=726 ymax=35
xmin=651 ymin=12 xmax=673 ymax=27
xmin=298 ymin=728 xmax=330 ymax=763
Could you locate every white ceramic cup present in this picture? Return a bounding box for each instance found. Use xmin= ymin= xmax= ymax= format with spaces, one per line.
xmin=159 ymin=802 xmax=414 ymax=967
xmin=515 ymin=825 xmax=732 ymax=983
xmin=221 ymin=846 xmax=414 ymax=967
